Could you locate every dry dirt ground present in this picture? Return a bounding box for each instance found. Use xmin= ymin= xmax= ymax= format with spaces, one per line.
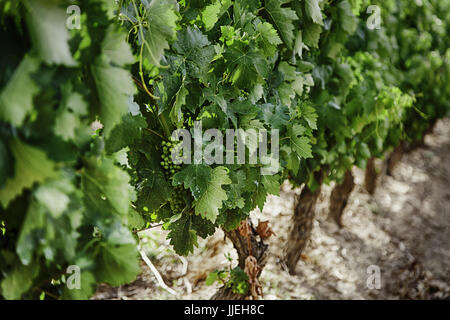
xmin=93 ymin=118 xmax=450 ymax=300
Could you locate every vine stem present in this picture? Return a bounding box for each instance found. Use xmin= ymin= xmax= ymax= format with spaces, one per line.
xmin=144 ymin=127 xmax=167 ymax=140
xmin=138 ymin=42 xmax=158 ymax=100
xmin=132 ymin=223 xmax=163 ymax=233
xmin=159 ymin=112 xmax=171 ymax=139
xmin=34 ymin=287 xmax=59 ymax=300
xmin=132 ymin=0 xmax=171 ymax=138
xmin=117 ymin=0 xmax=124 ymax=21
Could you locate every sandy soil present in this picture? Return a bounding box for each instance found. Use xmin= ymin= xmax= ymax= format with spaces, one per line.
xmin=93 ymin=118 xmax=450 ymax=300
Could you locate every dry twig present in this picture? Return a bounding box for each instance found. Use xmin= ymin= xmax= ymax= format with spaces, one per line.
xmin=139 ymin=249 xmax=178 ymax=296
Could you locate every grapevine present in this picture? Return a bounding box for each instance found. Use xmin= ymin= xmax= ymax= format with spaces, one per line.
xmin=0 ymin=0 xmax=448 ymax=300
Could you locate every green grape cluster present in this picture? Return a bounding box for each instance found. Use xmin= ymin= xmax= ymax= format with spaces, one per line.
xmin=160 ymin=140 xmax=183 ymax=178
xmin=160 ymin=140 xmax=188 ymax=213
xmin=170 ymin=185 xmax=186 ymax=213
